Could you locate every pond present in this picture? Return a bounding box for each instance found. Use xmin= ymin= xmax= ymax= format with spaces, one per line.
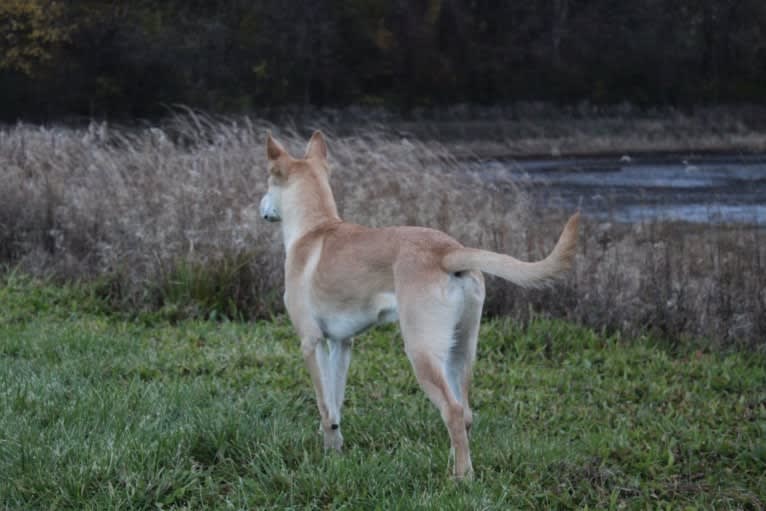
xmin=477 ymin=154 xmax=766 ymax=225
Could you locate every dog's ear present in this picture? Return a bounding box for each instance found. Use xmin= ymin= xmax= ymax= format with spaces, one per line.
xmin=267 ymin=133 xmax=287 ymax=162
xmin=304 ymin=130 xmax=328 ymax=161
xmin=266 ymin=133 xmax=288 ymax=177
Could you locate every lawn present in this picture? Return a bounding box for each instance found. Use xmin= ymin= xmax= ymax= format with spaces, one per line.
xmin=1 ymin=276 xmax=764 ymax=510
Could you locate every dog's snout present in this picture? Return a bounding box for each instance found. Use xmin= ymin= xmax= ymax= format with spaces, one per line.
xmin=259 ymin=193 xmax=281 ymax=222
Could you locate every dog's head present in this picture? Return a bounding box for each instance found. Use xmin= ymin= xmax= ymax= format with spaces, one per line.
xmin=259 ymin=131 xmax=330 ymax=223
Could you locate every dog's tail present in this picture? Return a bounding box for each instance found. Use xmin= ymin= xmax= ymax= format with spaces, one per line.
xmin=441 ymin=212 xmax=580 ymax=288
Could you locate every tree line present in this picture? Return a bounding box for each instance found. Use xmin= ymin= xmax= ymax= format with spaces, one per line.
xmin=1 ymin=0 xmax=765 ymax=121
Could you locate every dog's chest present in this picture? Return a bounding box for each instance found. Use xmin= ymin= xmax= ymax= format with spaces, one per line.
xmin=315 ymin=292 xmax=398 ymax=341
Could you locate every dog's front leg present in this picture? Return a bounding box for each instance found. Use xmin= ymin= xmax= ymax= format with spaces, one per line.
xmin=301 ymin=336 xmax=344 ymax=451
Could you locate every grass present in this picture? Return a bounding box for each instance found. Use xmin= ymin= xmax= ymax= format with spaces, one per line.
xmin=412 ymin=114 xmax=766 ymax=160
xmin=2 ymin=276 xmax=765 ymax=510
xmin=285 ymin=103 xmax=766 ymax=157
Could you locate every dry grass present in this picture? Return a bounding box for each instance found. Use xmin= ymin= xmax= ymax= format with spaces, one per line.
xmin=438 ymin=115 xmax=766 ymax=159
xmin=490 ymin=216 xmax=766 ymax=348
xmin=276 ymin=103 xmax=766 ymax=158
xmin=0 ymin=113 xmax=527 ymax=316
xmin=1 ymin=112 xmax=764 ymax=346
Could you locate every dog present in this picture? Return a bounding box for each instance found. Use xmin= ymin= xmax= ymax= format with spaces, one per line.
xmin=260 ymin=131 xmax=579 ymax=479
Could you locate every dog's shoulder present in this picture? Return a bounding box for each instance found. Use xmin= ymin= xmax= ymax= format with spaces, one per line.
xmin=288 ymin=220 xmax=342 ymax=270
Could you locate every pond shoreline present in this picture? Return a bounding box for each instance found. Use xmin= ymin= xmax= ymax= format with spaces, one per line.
xmin=470 ymin=150 xmax=766 ymax=227
xmin=465 ymin=148 xmax=766 ymax=164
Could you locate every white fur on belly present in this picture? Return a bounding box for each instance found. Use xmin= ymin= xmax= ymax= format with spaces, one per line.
xmin=317 ymin=292 xmax=398 ymax=341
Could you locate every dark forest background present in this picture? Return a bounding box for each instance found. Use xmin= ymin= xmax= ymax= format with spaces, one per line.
xmin=1 ymin=0 xmax=765 ymax=121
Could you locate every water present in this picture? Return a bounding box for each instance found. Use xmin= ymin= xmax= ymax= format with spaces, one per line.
xmin=477 ymin=154 xmax=766 ymax=225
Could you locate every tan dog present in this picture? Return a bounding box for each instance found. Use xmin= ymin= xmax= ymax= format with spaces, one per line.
xmin=260 ymin=131 xmax=579 ymax=479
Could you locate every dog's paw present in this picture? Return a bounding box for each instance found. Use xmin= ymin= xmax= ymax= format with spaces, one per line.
xmin=451 ymin=468 xmax=474 ymax=483
xmin=322 ymin=429 xmax=344 ymax=452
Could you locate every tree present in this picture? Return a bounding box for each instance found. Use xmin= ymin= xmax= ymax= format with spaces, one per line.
xmin=0 ymin=0 xmax=71 ymax=76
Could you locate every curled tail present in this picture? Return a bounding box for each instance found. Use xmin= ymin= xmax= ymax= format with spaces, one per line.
xmin=442 ymin=212 xmax=580 ymax=288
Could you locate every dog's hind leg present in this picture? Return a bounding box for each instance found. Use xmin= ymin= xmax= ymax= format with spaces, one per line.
xmin=447 ymin=271 xmax=485 ymax=437
xmin=446 ymin=331 xmax=476 ymax=437
xmin=398 ymin=292 xmax=475 ymax=479
xmin=406 ymin=346 xmax=474 ymax=479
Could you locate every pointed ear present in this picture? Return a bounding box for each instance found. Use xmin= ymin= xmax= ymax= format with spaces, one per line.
xmin=267 ymin=133 xmax=287 ymax=162
xmin=304 ymin=130 xmax=328 ymax=161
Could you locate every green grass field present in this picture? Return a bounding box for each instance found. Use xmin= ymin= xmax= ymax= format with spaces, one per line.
xmin=1 ymin=276 xmax=764 ymax=510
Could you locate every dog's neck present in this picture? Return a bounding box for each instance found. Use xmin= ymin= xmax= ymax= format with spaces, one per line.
xmin=281 ymin=174 xmax=341 ymax=251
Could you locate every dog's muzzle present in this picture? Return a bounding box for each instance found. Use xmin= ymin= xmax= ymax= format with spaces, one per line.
xmin=259 ymin=194 xmax=281 ymax=222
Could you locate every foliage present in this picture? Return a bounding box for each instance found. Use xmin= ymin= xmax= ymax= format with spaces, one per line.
xmin=0 ymin=0 xmax=71 ymax=76
xmin=1 ymin=1 xmax=766 ymax=119
xmin=1 ymin=278 xmax=765 ymax=509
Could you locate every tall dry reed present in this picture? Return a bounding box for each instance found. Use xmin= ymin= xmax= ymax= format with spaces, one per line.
xmin=1 ymin=112 xmax=763 ymax=346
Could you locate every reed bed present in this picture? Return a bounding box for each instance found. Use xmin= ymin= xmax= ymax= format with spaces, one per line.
xmin=1 ymin=113 xmax=763 ymax=346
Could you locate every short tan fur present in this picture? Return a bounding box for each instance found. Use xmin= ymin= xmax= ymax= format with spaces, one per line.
xmin=259 ymin=131 xmax=579 ymax=479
